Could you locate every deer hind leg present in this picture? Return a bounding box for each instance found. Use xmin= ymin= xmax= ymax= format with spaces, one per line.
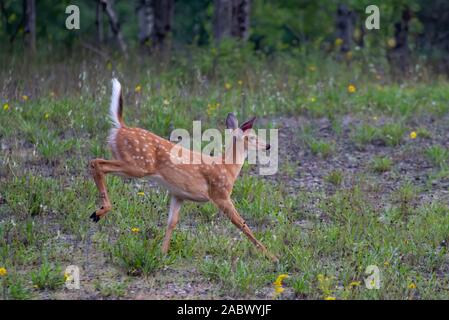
xmin=212 ymin=198 xmax=279 ymax=262
xmin=89 ymin=158 xmax=145 ymax=222
xmin=161 ymin=196 xmax=183 ymax=254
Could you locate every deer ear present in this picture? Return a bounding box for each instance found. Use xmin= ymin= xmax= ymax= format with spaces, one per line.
xmin=240 ymin=117 xmax=256 ymax=132
xmin=226 ymin=113 xmax=238 ymax=129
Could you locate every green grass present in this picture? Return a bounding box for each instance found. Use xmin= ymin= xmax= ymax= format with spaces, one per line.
xmin=306 ymin=138 xmax=335 ymax=158
xmin=370 ymin=156 xmax=393 ymax=173
xmin=2 ymin=49 xmax=449 ymax=299
xmin=426 ymin=145 xmax=449 ymax=168
xmin=30 ymin=260 xmax=65 ymax=291
xmin=352 ymin=123 xmax=406 ymax=149
xmin=325 ymin=170 xmax=344 ymax=186
xmin=108 ymin=232 xmax=174 ymax=276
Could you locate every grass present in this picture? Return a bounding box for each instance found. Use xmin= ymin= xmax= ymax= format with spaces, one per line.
xmin=370 ymin=156 xmax=393 ymax=173
xmin=426 ymin=145 xmax=449 ymax=168
xmin=325 ymin=170 xmax=344 ymax=186
xmin=30 ymin=260 xmax=65 ymax=291
xmin=352 ymin=123 xmax=406 ymax=149
xmin=2 ymin=47 xmax=449 ymax=299
xmin=108 ymin=233 xmax=174 ymax=276
xmin=306 ymin=138 xmax=335 ymax=158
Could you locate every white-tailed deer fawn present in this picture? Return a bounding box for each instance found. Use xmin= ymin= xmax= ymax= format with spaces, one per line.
xmin=89 ymin=79 xmax=278 ymax=262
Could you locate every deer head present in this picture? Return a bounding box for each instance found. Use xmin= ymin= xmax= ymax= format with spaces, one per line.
xmin=225 ymin=113 xmax=270 ymax=155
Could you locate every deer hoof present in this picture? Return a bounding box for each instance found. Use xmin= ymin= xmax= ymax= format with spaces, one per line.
xmin=90 ymin=211 xmax=100 ymax=223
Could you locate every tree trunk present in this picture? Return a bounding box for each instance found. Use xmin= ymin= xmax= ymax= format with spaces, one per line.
xmin=96 ymin=0 xmax=105 ymax=43
xmin=214 ymin=0 xmax=251 ymax=42
xmin=213 ymin=0 xmax=233 ymax=42
xmin=335 ymin=4 xmax=355 ymax=53
xmin=23 ymin=0 xmax=36 ymax=54
xmin=387 ymin=8 xmax=412 ymax=78
xmin=153 ymin=0 xmax=174 ymax=49
xmin=231 ymin=0 xmax=250 ymax=40
xmin=136 ymin=0 xmax=155 ymax=46
xmin=101 ymin=0 xmax=127 ymax=55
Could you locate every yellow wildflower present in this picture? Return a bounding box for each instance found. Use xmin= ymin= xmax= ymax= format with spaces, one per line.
xmin=347 ymin=84 xmax=356 ymax=93
xmin=3 ymin=103 xmax=9 ymax=111
xmin=274 ymin=286 xmax=285 ymax=294
xmin=408 ymin=282 xmax=416 ymax=289
xmin=387 ymin=38 xmax=396 ymax=48
xmin=44 ymin=113 xmax=49 ymax=120
xmin=22 ymin=95 xmax=29 ymax=101
xmin=0 ymin=267 xmax=7 ymax=276
xmin=274 ymin=274 xmax=289 ymax=286
xmin=163 ymin=99 xmax=170 ymax=106
xmin=324 ymin=296 xmax=336 ymax=300
xmin=309 ymin=97 xmax=316 ymax=103
xmin=225 ymin=83 xmax=232 ymax=90
xmin=349 ymin=281 xmax=361 ymax=287
xmin=137 ymin=192 xmax=145 ymax=196
xmin=135 ymin=85 xmax=142 ymax=93
xmin=64 ymin=272 xmax=72 ymax=282
xmin=335 ymin=38 xmax=343 ymax=46
xmin=131 ymin=227 xmax=140 ymax=233
xmin=237 ymin=80 xmax=243 ymax=86
xmin=384 ymin=261 xmax=390 ymax=267
xmin=409 ymin=131 xmax=417 ymax=139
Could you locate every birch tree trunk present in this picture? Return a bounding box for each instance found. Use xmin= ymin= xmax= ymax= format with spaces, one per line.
xmin=23 ymin=0 xmax=36 ymax=54
xmin=153 ymin=0 xmax=174 ymax=49
xmin=213 ymin=0 xmax=233 ymax=42
xmin=96 ymin=0 xmax=105 ymax=43
xmin=387 ymin=8 xmax=412 ymax=79
xmin=335 ymin=4 xmax=355 ymax=53
xmin=214 ymin=0 xmax=250 ymax=42
xmin=136 ymin=0 xmax=154 ymax=45
xmin=231 ymin=0 xmax=250 ymax=40
xmin=101 ymin=0 xmax=127 ymax=55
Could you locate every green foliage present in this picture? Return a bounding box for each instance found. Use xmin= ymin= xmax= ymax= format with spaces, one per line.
xmin=31 ymin=261 xmax=64 ymax=290
xmin=325 ymin=170 xmax=344 ymax=186
xmin=426 ymin=145 xmax=449 ymax=168
xmin=109 ymin=233 xmax=174 ymax=276
xmin=370 ymin=156 xmax=393 ymax=173
xmin=306 ymin=138 xmax=335 ymax=158
xmin=0 ymin=0 xmax=444 ymax=65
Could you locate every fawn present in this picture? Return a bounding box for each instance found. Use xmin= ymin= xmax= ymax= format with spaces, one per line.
xmin=89 ymin=79 xmax=278 ymax=262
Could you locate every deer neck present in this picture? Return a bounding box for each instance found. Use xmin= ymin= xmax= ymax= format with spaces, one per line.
xmin=222 ymin=140 xmax=247 ymax=181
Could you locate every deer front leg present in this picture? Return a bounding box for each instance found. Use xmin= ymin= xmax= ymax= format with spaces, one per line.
xmin=161 ymin=196 xmax=183 ymax=254
xmin=212 ymin=198 xmax=279 ymax=262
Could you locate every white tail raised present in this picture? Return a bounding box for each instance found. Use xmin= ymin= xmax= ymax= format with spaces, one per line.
xmin=109 ymin=78 xmax=124 ymax=128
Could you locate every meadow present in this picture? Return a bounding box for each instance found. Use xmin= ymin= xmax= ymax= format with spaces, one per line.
xmin=2 ymin=46 xmax=449 ymax=299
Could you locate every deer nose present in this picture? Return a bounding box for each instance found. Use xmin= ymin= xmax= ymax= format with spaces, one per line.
xmin=266 ymin=144 xmax=271 ymax=150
